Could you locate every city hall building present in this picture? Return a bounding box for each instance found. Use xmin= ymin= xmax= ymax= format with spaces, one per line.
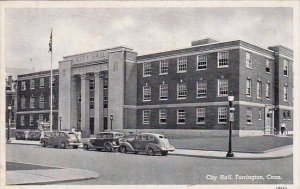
xmin=15 ymin=38 xmax=293 ymax=137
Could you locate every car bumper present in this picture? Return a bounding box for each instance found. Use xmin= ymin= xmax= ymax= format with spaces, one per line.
xmin=69 ymin=142 xmax=81 ymax=146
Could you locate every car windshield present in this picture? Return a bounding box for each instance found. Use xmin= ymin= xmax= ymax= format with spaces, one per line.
xmin=68 ymin=133 xmax=78 ymax=141
xmin=115 ymin=133 xmax=124 ymax=138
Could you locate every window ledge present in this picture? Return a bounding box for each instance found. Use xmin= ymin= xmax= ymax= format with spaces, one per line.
xmin=177 ymin=97 xmax=187 ymax=100
xmin=177 ymin=123 xmax=186 ymax=124
xmin=247 ymin=123 xmax=253 ymax=125
xmin=246 ymin=67 xmax=253 ymax=70
xmin=197 ymin=96 xmax=207 ymax=99
xmin=217 ymin=65 xmax=229 ymax=68
xmin=143 ymin=75 xmax=152 ymax=77
xmin=177 ymin=71 xmax=187 ymax=73
xmin=266 ymin=72 xmax=271 ymax=74
xmin=218 ymin=122 xmax=227 ymax=124
xmin=196 ymin=68 xmax=207 ymax=71
xmin=246 ymin=95 xmax=252 ymax=98
xmin=143 ymin=100 xmax=151 ymax=102
xmin=159 ymin=99 xmax=168 ymax=101
xmin=159 ymin=73 xmax=168 ymax=76
xmin=196 ymin=122 xmax=205 ymax=125
xmin=217 ymin=95 xmax=228 ymax=98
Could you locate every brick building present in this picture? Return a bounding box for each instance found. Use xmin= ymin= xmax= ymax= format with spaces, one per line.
xmin=15 ymin=38 xmax=293 ymax=137
xmin=16 ymin=70 xmax=59 ymax=130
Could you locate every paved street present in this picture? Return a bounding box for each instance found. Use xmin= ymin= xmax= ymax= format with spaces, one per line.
xmin=7 ymin=144 xmax=293 ymax=185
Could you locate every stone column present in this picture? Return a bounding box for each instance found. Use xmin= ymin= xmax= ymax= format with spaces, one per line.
xmin=70 ymin=75 xmax=79 ymax=131
xmin=80 ymin=74 xmax=90 ymax=135
xmin=94 ymin=73 xmax=104 ymax=133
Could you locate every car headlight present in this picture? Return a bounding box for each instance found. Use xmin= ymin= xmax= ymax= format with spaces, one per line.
xmin=112 ymin=141 xmax=116 ymax=145
xmin=87 ymin=139 xmax=90 ymax=142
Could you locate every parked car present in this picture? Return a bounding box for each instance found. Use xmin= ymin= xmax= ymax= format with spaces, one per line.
xmin=82 ymin=131 xmax=124 ymax=152
xmin=40 ymin=131 xmax=81 ymax=149
xmin=118 ymin=133 xmax=175 ymax=156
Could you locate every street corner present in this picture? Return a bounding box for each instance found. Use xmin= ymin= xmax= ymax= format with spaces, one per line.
xmin=6 ymin=161 xmax=99 ymax=185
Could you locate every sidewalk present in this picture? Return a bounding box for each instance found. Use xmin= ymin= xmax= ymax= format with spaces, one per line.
xmin=6 ymin=161 xmax=99 ymax=185
xmin=7 ymin=138 xmax=293 ymax=160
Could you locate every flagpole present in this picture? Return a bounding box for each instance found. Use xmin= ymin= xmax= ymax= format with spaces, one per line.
xmin=50 ymin=28 xmax=53 ymax=132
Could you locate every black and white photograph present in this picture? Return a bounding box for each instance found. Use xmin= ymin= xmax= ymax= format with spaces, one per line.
xmin=1 ymin=1 xmax=299 ymax=188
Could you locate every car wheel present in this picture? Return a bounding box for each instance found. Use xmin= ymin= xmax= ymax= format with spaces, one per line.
xmin=72 ymin=145 xmax=78 ymax=149
xmin=60 ymin=142 xmax=66 ymax=149
xmin=104 ymin=143 xmax=113 ymax=152
xmin=161 ymin=151 xmax=168 ymax=156
xmin=41 ymin=141 xmax=46 ymax=147
xmin=119 ymin=146 xmax=127 ymax=153
xmin=83 ymin=144 xmax=89 ymax=150
xmin=147 ymin=148 xmax=155 ymax=156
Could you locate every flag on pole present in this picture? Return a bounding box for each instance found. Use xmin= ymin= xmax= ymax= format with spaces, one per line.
xmin=48 ymin=31 xmax=52 ymax=52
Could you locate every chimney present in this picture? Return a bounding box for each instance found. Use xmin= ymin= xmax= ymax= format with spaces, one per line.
xmin=191 ymin=38 xmax=218 ymax=46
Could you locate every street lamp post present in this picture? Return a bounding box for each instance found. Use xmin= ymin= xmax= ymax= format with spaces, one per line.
xmin=59 ymin=116 xmax=62 ymax=130
xmin=110 ymin=115 xmax=113 ymax=130
xmin=226 ymin=92 xmax=234 ymax=158
xmin=7 ymin=104 xmax=12 ymax=143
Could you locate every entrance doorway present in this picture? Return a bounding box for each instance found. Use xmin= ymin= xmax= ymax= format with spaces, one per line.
xmin=265 ymin=108 xmax=274 ymax=135
xmin=104 ymin=117 xmax=108 ymax=131
xmin=90 ymin=118 xmax=94 ymax=135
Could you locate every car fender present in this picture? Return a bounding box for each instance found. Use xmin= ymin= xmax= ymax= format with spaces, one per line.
xmin=59 ymin=139 xmax=69 ymax=146
xmin=119 ymin=142 xmax=135 ymax=152
xmin=146 ymin=143 xmax=161 ymax=152
xmin=41 ymin=138 xmax=49 ymax=144
xmin=82 ymin=139 xmax=95 ymax=148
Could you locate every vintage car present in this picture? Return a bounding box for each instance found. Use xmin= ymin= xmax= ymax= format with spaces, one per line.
xmin=40 ymin=131 xmax=81 ymax=149
xmin=82 ymin=131 xmax=124 ymax=152
xmin=118 ymin=133 xmax=175 ymax=156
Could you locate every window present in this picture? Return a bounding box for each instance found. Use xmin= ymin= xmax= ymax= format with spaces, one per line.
xmin=159 ymin=109 xmax=167 ymax=124
xmin=39 ymin=95 xmax=45 ymax=108
xmin=104 ymin=78 xmax=108 ymax=89
xmin=196 ymin=80 xmax=207 ymax=98
xmin=258 ymin=109 xmax=262 ymax=120
xmin=218 ymin=107 xmax=227 ymax=124
xmin=246 ymin=52 xmax=252 ymax=68
xmin=39 ymin=114 xmax=44 ymax=122
xmin=284 ymin=110 xmax=291 ymax=120
xmin=104 ymin=96 xmax=108 ymax=108
xmin=30 ymin=96 xmax=35 ymax=108
xmin=218 ymin=51 xmax=229 ymax=67
xmin=160 ymin=60 xmax=168 ymax=74
xmin=49 ymin=95 xmax=55 ymax=108
xmin=266 ymin=59 xmax=270 ymax=73
xmin=49 ymin=76 xmax=55 ymax=88
xmin=218 ymin=79 xmax=228 ymax=96
xmin=40 ymin=78 xmax=45 ymax=88
xmin=257 ymin=81 xmax=262 ymax=99
xmin=90 ymin=97 xmax=94 ymax=109
xmin=21 ymin=97 xmax=26 ymax=109
xmin=159 ymin=84 xmax=168 ymax=100
xmin=143 ymin=86 xmax=151 ymax=101
xmin=143 ymin=62 xmax=152 ymax=76
xmin=283 ymin=85 xmax=288 ymax=102
xmin=143 ymin=110 xmax=150 ymax=124
xmin=283 ymin=59 xmax=288 ymax=76
xmin=89 ymin=80 xmax=95 ymax=90
xmin=177 ymin=82 xmax=187 ymax=99
xmin=246 ymin=79 xmax=252 ymax=97
xmin=197 ymin=54 xmax=207 ymax=70
xmin=21 ymin=115 xmax=25 ymax=125
xmin=30 ymin=79 xmax=35 ymax=89
xmin=21 ymin=81 xmax=26 ymax=91
xmin=177 ymin=57 xmax=187 ymax=73
xmin=196 ymin=108 xmax=205 ymax=124
xmin=266 ymin=82 xmax=270 ymax=99
xmin=30 ymin=114 xmax=34 ymax=125
xmin=177 ymin=109 xmax=185 ymax=124
xmin=246 ymin=108 xmax=253 ymax=124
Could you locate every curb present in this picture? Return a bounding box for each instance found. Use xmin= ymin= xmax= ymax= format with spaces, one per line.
xmin=169 ymin=152 xmax=293 ymax=160
xmin=7 ymin=141 xmax=293 ymax=160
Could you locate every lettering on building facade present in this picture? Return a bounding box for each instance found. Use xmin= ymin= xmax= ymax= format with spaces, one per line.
xmin=72 ymin=64 xmax=108 ymax=75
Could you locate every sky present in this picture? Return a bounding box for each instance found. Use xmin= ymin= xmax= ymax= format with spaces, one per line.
xmin=5 ymin=7 xmax=293 ymax=75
